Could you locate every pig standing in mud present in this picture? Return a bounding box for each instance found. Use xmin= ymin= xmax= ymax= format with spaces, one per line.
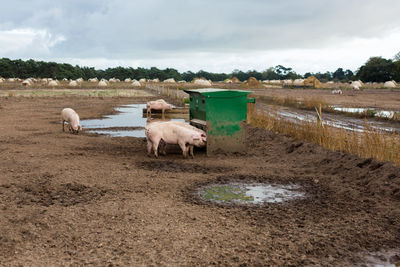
xmin=61 ymin=108 xmax=82 ymax=134
xmin=157 ymin=121 xmax=206 ymax=156
xmin=145 ymin=121 xmax=206 ymax=158
xmin=146 ymin=99 xmax=172 ymax=118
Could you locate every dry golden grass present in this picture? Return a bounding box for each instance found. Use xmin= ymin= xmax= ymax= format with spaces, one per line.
xmin=247 ymin=103 xmax=400 ymax=166
xmin=242 ymin=77 xmax=264 ymax=89
xmin=258 ymin=95 xmax=332 ymax=111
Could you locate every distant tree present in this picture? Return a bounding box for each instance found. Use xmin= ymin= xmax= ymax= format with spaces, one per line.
xmin=312 ymin=71 xmax=332 ymax=82
xmin=182 ymin=71 xmax=195 ymax=82
xmin=394 ymin=61 xmax=400 ymax=81
xmin=394 ymin=52 xmax=400 ymax=81
xmin=357 ymin=57 xmax=395 ymax=82
xmin=394 ymin=51 xmax=400 ymax=62
xmin=333 ymin=68 xmax=345 ymax=81
xmin=261 ymin=67 xmax=280 ymax=80
xmin=344 ymin=69 xmax=355 ymax=81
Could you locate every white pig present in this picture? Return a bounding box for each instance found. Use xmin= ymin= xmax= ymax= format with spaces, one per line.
xmin=145 ymin=122 xmax=206 ymax=158
xmin=61 ymin=108 xmax=82 ymax=134
xmin=150 ymin=121 xmax=206 ymax=155
xmin=146 ymin=99 xmax=172 ymax=118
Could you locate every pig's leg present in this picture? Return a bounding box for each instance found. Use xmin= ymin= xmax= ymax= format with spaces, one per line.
xmin=160 ymin=141 xmax=167 ymax=155
xmin=146 ymin=139 xmax=153 ymax=156
xmin=62 ymin=120 xmax=65 ymax=132
xmin=189 ymin=145 xmax=194 ymax=159
xmin=152 ymin=138 xmax=160 ymax=158
xmin=178 ymin=141 xmax=187 ymax=158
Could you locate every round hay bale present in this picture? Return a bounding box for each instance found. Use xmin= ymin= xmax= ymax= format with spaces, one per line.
xmin=163 ymin=78 xmax=176 ymax=83
xmin=194 ymin=79 xmax=212 ymax=86
xmin=22 ymin=79 xmax=32 ymax=86
xmin=48 ymin=80 xmax=58 ymax=87
xmin=384 ymin=81 xmax=396 ymax=88
xmin=244 ymin=77 xmax=262 ymax=87
xmin=351 ymin=81 xmax=363 ymax=88
xmin=293 ymin=79 xmax=305 ymax=86
xmin=131 ymin=80 xmax=141 ymax=87
xmin=304 ymin=76 xmax=322 ymax=88
xmin=98 ymin=80 xmax=108 ymax=87
xmin=69 ymin=80 xmax=78 ymax=87
xmin=231 ymin=77 xmax=240 ymax=83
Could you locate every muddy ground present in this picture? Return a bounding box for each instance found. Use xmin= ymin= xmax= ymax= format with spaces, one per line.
xmin=1 ymin=95 xmax=400 ymax=266
xmin=251 ymin=88 xmax=400 ymax=110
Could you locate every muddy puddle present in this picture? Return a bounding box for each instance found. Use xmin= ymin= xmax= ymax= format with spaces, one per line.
xmin=332 ymin=106 xmax=400 ymax=119
xmin=197 ymin=182 xmax=304 ymax=205
xmin=362 ymin=250 xmax=400 ymax=267
xmin=81 ymin=104 xmax=185 ymax=137
xmin=263 ymin=105 xmax=400 ymax=133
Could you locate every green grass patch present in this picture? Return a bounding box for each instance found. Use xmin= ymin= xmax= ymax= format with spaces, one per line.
xmin=203 ymin=185 xmax=253 ymax=202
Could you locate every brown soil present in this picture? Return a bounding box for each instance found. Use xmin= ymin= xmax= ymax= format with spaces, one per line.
xmin=1 ymin=96 xmax=400 ymax=266
xmin=251 ymin=88 xmax=400 ymax=110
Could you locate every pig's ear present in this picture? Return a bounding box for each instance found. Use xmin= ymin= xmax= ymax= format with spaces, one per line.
xmin=192 ymin=133 xmax=200 ymax=140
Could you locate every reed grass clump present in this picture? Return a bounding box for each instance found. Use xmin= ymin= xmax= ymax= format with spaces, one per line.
xmin=247 ymin=104 xmax=400 ymax=166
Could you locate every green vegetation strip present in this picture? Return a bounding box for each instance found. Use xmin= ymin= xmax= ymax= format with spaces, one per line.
xmin=203 ymin=185 xmax=254 ymax=202
xmin=0 ymin=89 xmax=153 ymax=98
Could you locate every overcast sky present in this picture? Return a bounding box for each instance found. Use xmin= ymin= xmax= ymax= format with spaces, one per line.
xmin=0 ymin=0 xmax=399 ymax=74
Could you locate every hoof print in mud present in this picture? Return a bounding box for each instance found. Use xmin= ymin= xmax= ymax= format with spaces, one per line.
xmin=136 ymin=160 xmax=231 ymax=174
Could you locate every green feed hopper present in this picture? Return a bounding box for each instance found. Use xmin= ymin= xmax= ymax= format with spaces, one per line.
xmin=184 ymin=88 xmax=255 ymax=155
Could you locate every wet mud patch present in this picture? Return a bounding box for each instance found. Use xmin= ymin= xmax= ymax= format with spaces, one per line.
xmin=361 ymin=250 xmax=400 ymax=267
xmin=136 ymin=160 xmax=233 ymax=174
xmin=0 ymin=182 xmax=108 ymax=207
xmin=196 ymin=183 xmax=305 ymax=205
xmin=0 ymin=137 xmax=38 ymax=146
xmin=184 ymin=174 xmax=325 ymax=208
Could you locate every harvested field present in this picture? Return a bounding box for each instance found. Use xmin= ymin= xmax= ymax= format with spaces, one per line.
xmin=251 ymin=87 xmax=400 ymax=111
xmin=0 ymin=92 xmax=399 ymax=266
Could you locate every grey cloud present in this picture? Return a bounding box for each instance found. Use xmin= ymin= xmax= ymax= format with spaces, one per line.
xmin=1 ymin=0 xmax=400 ymax=61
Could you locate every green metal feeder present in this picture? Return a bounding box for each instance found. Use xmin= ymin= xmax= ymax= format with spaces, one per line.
xmin=184 ymin=88 xmax=255 ymax=155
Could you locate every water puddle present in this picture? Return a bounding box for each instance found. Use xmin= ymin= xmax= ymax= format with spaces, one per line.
xmin=332 ymin=106 xmax=399 ymax=119
xmin=81 ymin=104 xmax=185 ymax=137
xmin=266 ymin=107 xmax=400 ymax=133
xmin=198 ymin=182 xmax=304 ymax=205
xmin=362 ymin=250 xmax=400 ymax=267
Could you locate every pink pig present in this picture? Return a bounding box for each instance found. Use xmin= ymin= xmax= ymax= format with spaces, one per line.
xmin=145 ymin=121 xmax=206 ymax=158
xmin=157 ymin=121 xmax=206 ymax=155
xmin=61 ymin=108 xmax=82 ymax=134
xmin=146 ymin=99 xmax=172 ymax=118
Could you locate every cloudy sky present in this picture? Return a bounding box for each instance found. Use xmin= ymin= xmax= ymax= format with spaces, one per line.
xmin=1 ymin=0 xmax=400 ymax=74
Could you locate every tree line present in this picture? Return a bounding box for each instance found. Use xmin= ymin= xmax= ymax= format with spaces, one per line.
xmin=0 ymin=53 xmax=399 ymax=82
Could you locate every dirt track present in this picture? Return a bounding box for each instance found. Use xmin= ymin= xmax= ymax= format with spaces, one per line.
xmin=1 ymin=96 xmax=400 ymax=266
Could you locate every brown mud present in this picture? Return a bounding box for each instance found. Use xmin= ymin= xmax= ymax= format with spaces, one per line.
xmin=0 ymin=96 xmax=399 ymax=266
